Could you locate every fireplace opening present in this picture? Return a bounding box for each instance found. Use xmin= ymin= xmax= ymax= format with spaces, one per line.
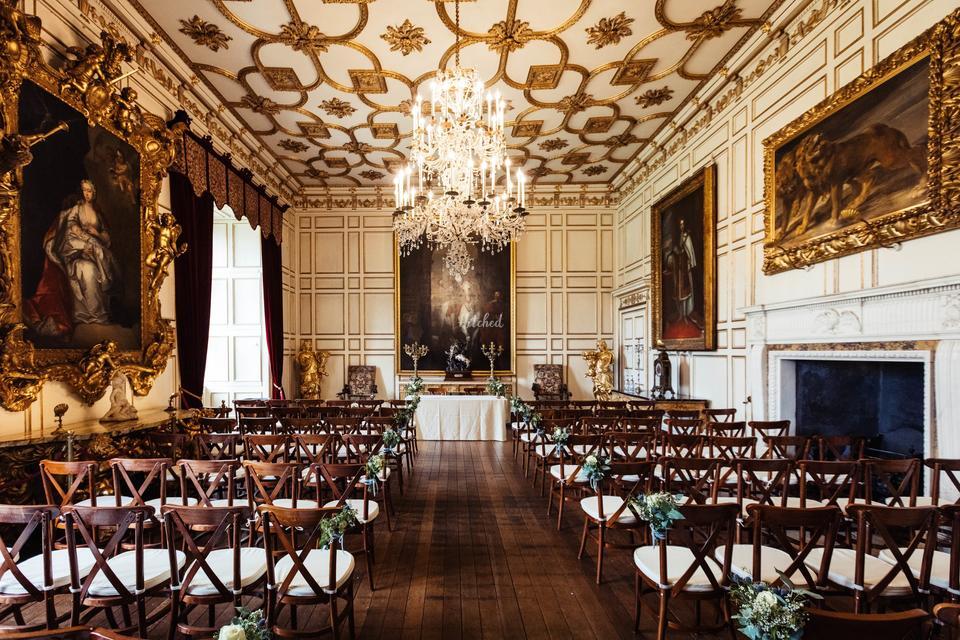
xmin=794 ymin=360 xmax=924 ymax=458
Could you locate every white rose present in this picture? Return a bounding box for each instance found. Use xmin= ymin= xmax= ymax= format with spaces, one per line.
xmin=218 ymin=625 xmax=247 ymax=640
xmin=754 ymin=590 xmax=778 ymax=611
xmin=585 ymin=455 xmax=598 ymax=466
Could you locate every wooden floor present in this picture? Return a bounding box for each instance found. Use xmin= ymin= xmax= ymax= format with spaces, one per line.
xmin=24 ymin=441 xmax=729 ymax=638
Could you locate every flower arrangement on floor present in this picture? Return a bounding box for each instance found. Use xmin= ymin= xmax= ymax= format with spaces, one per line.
xmin=630 ymin=492 xmax=684 ymax=540
xmin=730 ymin=573 xmax=822 ymax=640
xmin=319 ymin=504 xmax=359 ymax=549
xmin=382 ymin=427 xmax=401 ymax=453
xmin=550 ymin=425 xmax=570 ymax=451
xmin=363 ymin=454 xmax=385 ymax=495
xmin=581 ymin=453 xmax=611 ymax=491
xmin=215 ymin=608 xmax=270 ymax=640
xmin=486 ymin=376 xmax=506 ymax=397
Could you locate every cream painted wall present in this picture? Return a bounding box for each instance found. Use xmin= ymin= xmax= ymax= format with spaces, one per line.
xmin=614 ymin=0 xmax=958 ymax=412
xmin=292 ymin=187 xmax=615 ymax=400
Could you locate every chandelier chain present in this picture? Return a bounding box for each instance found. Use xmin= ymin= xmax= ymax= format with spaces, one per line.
xmin=454 ymin=0 xmax=461 ymax=68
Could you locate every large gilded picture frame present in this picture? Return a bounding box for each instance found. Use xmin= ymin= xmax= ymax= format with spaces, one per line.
xmin=762 ymin=8 xmax=960 ymax=274
xmin=395 ymin=242 xmax=515 ymax=376
xmin=0 ymin=11 xmax=180 ymax=410
xmin=651 ymin=164 xmax=716 ymax=352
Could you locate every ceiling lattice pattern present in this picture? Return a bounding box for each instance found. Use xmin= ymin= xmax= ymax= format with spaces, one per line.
xmin=132 ymin=0 xmax=782 ymax=189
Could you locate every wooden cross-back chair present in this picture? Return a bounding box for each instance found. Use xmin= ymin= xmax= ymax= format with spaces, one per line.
xmin=815 ymin=435 xmax=866 ymax=461
xmin=748 ymin=420 xmax=790 ymax=440
xmin=806 ymin=608 xmax=929 ymax=638
xmin=723 ymin=459 xmax=794 ymax=517
xmin=243 ymin=435 xmax=293 ymax=465
xmin=243 ymin=461 xmax=314 ymax=511
xmin=238 ymin=416 xmax=277 ymax=436
xmin=706 ymin=421 xmax=747 ymax=437
xmin=708 ymin=436 xmax=756 ymax=461
xmin=162 ymin=505 xmax=263 ymax=640
xmin=604 ymin=432 xmax=656 ymax=464
xmin=618 ymin=417 xmax=661 ymax=437
xmin=194 ymin=433 xmax=242 ymax=461
xmin=196 ymin=417 xmax=237 ymax=435
xmin=40 ymin=461 xmax=104 ymax=549
xmin=577 ymin=461 xmax=653 ymax=584
xmin=109 ymin=458 xmax=179 ymax=544
xmin=627 ymin=400 xmax=655 ymax=412
xmin=580 ymin=416 xmax=617 ymax=436
xmin=661 ymin=434 xmax=704 ymax=459
xmin=664 ymin=418 xmax=702 ymax=437
xmin=311 ymin=463 xmax=380 ymax=591
xmin=763 ymin=435 xmax=812 ymax=461
xmin=278 ymin=417 xmax=324 ymax=436
xmin=703 ymin=408 xmax=736 ymax=423
xmin=546 ymin=433 xmax=602 ymax=530
xmin=665 ymin=409 xmax=701 ymax=420
xmin=259 ymin=505 xmax=356 ymax=639
xmin=175 ymin=460 xmax=243 ymax=510
xmin=799 ymin=460 xmax=859 ymax=508
xmin=64 ymin=505 xmax=182 ymax=638
xmin=632 ymin=502 xmax=738 ymax=639
xmin=631 ymin=409 xmax=665 ymax=423
xmin=340 ymin=433 xmax=396 ymax=529
xmin=925 ymin=458 xmax=960 ymax=506
xmin=0 ymin=505 xmax=69 ymax=633
xmin=660 ymin=458 xmax=719 ymax=505
xmin=735 ymin=504 xmax=841 ymax=588
xmin=865 ymin=458 xmax=921 ymax=507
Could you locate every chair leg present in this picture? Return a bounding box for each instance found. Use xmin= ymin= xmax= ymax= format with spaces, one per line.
xmin=347 ymin=581 xmax=356 ymax=640
xmin=634 ymin=572 xmax=642 ymax=633
xmin=384 ymin=483 xmax=394 ymax=532
xmin=167 ymin=593 xmax=179 ymax=640
xmin=556 ymin=484 xmax=565 ymax=531
xmin=595 ymin=523 xmax=605 ymax=585
xmin=44 ymin=591 xmax=56 ymax=630
xmin=363 ymin=524 xmax=376 ymax=591
xmin=721 ymin=594 xmax=737 ymax=640
xmin=137 ymin=596 xmax=147 ymax=639
xmin=657 ymin=590 xmax=670 ymax=640
xmin=330 ymin=595 xmax=340 ymax=640
xmin=577 ymin=518 xmax=589 ymax=560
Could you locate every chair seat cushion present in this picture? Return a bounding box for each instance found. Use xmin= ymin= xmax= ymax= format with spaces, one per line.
xmin=722 ymin=544 xmax=796 ymax=584
xmin=88 ymin=549 xmax=186 ymax=597
xmin=803 ymin=548 xmax=915 ymax=596
xmin=323 ymin=499 xmax=379 ymax=523
xmin=634 ymin=545 xmax=723 ymax=592
xmin=184 ymin=548 xmax=268 ymax=596
xmin=741 ymin=497 xmax=824 ymax=518
xmin=549 ymin=464 xmax=589 ymax=483
xmin=74 ymin=494 xmax=136 ymax=507
xmin=579 ymin=496 xmax=637 ymax=525
xmin=274 ymin=549 xmax=354 ymax=595
xmin=271 ymin=499 xmax=319 ymax=509
xmin=0 ymin=549 xmax=97 ymax=595
xmin=145 ymin=497 xmax=199 ymax=509
xmin=877 ymin=547 xmax=951 ymax=592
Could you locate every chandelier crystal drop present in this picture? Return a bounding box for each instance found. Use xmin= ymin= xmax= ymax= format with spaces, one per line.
xmin=393 ymin=1 xmax=527 ymax=282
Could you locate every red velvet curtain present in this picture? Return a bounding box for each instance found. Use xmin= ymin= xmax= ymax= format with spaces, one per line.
xmin=261 ymin=236 xmax=285 ymax=399
xmin=170 ymin=171 xmax=214 ymax=409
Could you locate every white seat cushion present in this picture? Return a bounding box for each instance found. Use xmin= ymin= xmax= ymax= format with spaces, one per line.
xmin=579 ymin=496 xmax=637 ymax=525
xmin=271 ymin=499 xmax=319 ymax=509
xmin=722 ymin=544 xmax=796 ymax=584
xmin=87 ymin=549 xmax=186 ymax=597
xmin=741 ymin=497 xmax=824 ymax=518
xmin=322 ymin=499 xmax=379 ymax=523
xmin=634 ymin=545 xmax=723 ymax=592
xmin=0 ymin=549 xmax=97 ymax=595
xmin=877 ymin=547 xmax=951 ymax=591
xmin=549 ymin=464 xmax=589 ymax=483
xmin=145 ymin=497 xmax=199 ymax=509
xmin=207 ymin=498 xmax=249 ymax=508
xmin=184 ymin=548 xmax=267 ymax=596
xmin=884 ymin=496 xmax=935 ymax=507
xmin=804 ymin=547 xmax=914 ymax=596
xmin=74 ymin=494 xmax=135 ymax=507
xmin=274 ymin=549 xmax=354 ymax=595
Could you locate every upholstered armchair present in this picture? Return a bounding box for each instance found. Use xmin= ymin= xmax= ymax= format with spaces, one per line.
xmin=532 ymin=364 xmax=570 ymax=401
xmin=338 ymin=365 xmax=378 ymax=400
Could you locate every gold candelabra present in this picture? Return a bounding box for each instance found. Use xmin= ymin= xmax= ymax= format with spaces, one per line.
xmin=481 ymin=342 xmax=503 ymax=379
xmin=404 ymin=342 xmax=429 ymax=377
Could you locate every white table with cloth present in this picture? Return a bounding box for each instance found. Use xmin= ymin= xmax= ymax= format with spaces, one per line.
xmin=414 ymin=395 xmax=509 ymax=441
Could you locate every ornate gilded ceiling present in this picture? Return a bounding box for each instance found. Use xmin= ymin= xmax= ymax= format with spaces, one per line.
xmin=131 ymin=0 xmax=782 ymax=189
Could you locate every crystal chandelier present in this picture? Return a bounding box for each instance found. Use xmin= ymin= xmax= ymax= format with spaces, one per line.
xmin=393 ymin=0 xmax=527 ymax=281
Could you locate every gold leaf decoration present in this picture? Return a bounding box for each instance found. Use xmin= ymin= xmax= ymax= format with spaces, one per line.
xmin=241 ymin=94 xmax=282 ymax=115
xmin=279 ymin=21 xmax=330 ymax=52
xmin=635 ymin=86 xmax=674 ymax=108
xmin=381 ymin=19 xmax=431 ymax=56
xmin=320 ymin=97 xmax=356 ymax=118
xmin=487 ymin=19 xmax=534 ymax=53
xmin=359 ymin=169 xmax=385 ymax=181
xmin=278 ymin=138 xmax=309 ymax=153
xmin=583 ymin=165 xmax=608 ymax=176
xmin=344 ymin=141 xmax=372 ymax=153
xmin=538 ymin=138 xmax=569 ymax=152
xmin=603 ymin=133 xmax=639 ymax=147
xmin=558 ymin=93 xmax=593 ymax=115
xmin=585 ymin=12 xmax=634 ymax=49
xmin=178 ymin=15 xmax=232 ymax=52
xmin=687 ymin=1 xmax=743 ymax=41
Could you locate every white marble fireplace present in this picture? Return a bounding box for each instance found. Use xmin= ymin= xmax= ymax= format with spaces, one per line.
xmin=743 ymin=275 xmax=960 ymax=460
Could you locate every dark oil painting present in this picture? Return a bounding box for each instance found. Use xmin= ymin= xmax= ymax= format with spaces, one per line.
xmin=397 ymin=243 xmax=512 ymax=374
xmin=772 ymin=57 xmax=929 ymax=246
xmin=18 ymin=80 xmax=142 ymax=350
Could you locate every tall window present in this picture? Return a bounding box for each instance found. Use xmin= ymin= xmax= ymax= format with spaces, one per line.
xmin=203 ymin=206 xmax=269 ymax=405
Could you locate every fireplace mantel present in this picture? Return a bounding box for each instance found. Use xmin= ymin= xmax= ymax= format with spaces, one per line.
xmin=741 ymin=275 xmax=960 ymax=459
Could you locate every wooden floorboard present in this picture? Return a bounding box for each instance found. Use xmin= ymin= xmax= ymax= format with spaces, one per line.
xmin=19 ymin=440 xmax=731 ymax=638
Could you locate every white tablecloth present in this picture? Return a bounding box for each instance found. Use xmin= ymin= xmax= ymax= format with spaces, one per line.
xmin=414 ymin=395 xmax=509 ymax=441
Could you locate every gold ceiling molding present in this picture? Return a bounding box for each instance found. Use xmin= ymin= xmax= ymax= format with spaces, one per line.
xmin=178 ymin=15 xmax=232 ymax=51
xmin=127 ymin=0 xmax=784 ymax=190
xmin=76 ymin=0 xmax=296 ymax=202
xmin=617 ymin=0 xmax=844 ymax=197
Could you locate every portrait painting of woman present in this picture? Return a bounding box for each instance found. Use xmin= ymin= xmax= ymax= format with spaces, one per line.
xmin=18 ymin=79 xmax=141 ymax=350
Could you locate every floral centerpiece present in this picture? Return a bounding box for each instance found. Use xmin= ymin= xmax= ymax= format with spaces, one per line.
xmin=406 ymin=375 xmax=424 ymax=397
xmin=509 ymin=395 xmax=543 ymax=435
xmin=319 ymin=505 xmax=359 ymax=549
xmin=486 ymin=377 xmax=506 ymax=397
xmin=630 ymin=492 xmax=684 ymax=540
xmin=730 ymin=573 xmax=822 ymax=640
xmin=216 ymin=608 xmax=270 ymax=640
xmin=550 ymin=426 xmax=570 ymax=451
xmin=581 ymin=453 xmax=611 ymax=491
xmin=363 ymin=454 xmax=385 ymax=495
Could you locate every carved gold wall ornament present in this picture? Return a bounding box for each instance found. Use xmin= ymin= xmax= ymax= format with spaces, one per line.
xmin=0 ymin=18 xmax=178 ymax=410
xmin=178 ymin=16 xmax=232 ymax=52
xmin=296 ymin=340 xmax=327 ymax=400
xmin=582 ymin=339 xmax=614 ymax=402
xmin=762 ymin=8 xmax=960 ymax=274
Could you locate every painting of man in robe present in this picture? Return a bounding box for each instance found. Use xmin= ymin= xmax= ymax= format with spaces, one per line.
xmin=652 ymin=165 xmax=716 ymax=351
xmin=18 ymin=80 xmax=141 ymax=350
xmin=398 ymin=243 xmax=512 ymax=374
xmin=770 ymin=57 xmax=929 ymax=247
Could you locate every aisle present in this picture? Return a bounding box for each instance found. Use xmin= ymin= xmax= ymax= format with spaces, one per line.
xmin=351 ymin=440 xmax=649 ymax=640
